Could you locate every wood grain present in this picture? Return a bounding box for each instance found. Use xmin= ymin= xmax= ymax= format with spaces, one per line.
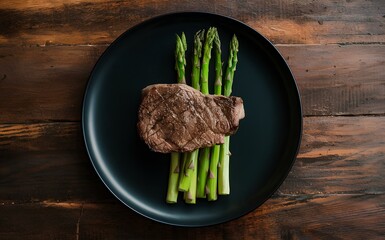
xmin=0 ymin=0 xmax=384 ymax=45
xmin=1 ymin=194 xmax=385 ymax=239
xmin=0 ymin=45 xmax=105 ymax=123
xmin=281 ymin=116 xmax=385 ymax=195
xmin=0 ymin=44 xmax=384 ymax=123
xmin=280 ymin=45 xmax=385 ymax=116
xmin=1 ymin=117 xmax=384 ymax=202
xmin=0 ymin=123 xmax=111 ymax=202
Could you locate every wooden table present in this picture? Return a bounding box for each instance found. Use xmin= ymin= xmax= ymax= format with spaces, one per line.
xmin=1 ymin=1 xmax=384 ymax=239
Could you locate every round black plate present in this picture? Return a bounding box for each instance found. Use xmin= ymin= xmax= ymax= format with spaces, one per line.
xmin=82 ymin=12 xmax=302 ymax=227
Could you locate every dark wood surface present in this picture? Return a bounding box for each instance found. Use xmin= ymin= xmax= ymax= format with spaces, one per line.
xmin=1 ymin=1 xmax=384 ymax=239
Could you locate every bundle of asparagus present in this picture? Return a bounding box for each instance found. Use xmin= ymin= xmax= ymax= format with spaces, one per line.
xmin=166 ymin=28 xmax=239 ymax=204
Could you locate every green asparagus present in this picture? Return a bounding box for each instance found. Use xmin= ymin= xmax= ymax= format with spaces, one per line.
xmin=184 ymin=150 xmax=199 ymax=204
xmin=166 ymin=32 xmax=187 ymax=203
xmin=179 ymin=150 xmax=198 ymax=192
xmin=218 ymin=34 xmax=239 ymax=195
xmin=196 ymin=27 xmax=217 ymax=198
xmin=175 ymin=33 xmax=187 ymax=84
xmin=191 ymin=29 xmax=205 ymax=91
xmin=206 ymin=30 xmax=222 ymax=201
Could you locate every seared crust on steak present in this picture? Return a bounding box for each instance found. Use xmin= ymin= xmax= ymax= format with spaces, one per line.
xmin=137 ymin=84 xmax=245 ymax=153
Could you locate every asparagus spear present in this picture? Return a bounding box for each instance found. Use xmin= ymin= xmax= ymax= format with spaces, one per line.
xmin=200 ymin=27 xmax=216 ymax=94
xmin=178 ymin=30 xmax=205 ymax=193
xmin=183 ymin=150 xmax=199 ymax=204
xmin=218 ymin=34 xmax=239 ymax=195
xmin=196 ymin=27 xmax=217 ymax=198
xmin=223 ymin=35 xmax=238 ymax=96
xmin=179 ymin=150 xmax=198 ymax=192
xmin=175 ymin=33 xmax=187 ymax=84
xmin=191 ymin=29 xmax=205 ymax=91
xmin=218 ymin=136 xmax=230 ymax=195
xmin=206 ymin=30 xmax=222 ymax=201
xmin=166 ymin=152 xmax=180 ymax=203
xmin=196 ymin=148 xmax=210 ymax=198
xmin=166 ymin=32 xmax=187 ymax=203
xmin=182 ymin=29 xmax=204 ymax=195
xmin=213 ymin=30 xmax=222 ymax=96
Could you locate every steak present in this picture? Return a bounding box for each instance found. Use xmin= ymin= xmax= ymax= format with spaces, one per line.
xmin=137 ymin=84 xmax=245 ymax=153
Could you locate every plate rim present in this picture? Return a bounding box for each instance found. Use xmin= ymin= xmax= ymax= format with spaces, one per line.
xmin=82 ymin=11 xmax=303 ymax=227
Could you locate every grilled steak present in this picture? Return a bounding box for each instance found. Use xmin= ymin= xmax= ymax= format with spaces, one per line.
xmin=137 ymin=84 xmax=245 ymax=153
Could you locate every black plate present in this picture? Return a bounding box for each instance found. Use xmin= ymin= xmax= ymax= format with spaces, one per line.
xmin=82 ymin=12 xmax=302 ymax=227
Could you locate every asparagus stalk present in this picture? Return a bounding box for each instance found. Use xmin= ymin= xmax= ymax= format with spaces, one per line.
xmin=206 ymin=30 xmax=222 ymax=201
xmin=200 ymin=27 xmax=216 ymax=94
xmin=166 ymin=152 xmax=180 ymax=203
xmin=196 ymin=148 xmax=210 ymax=198
xmin=179 ymin=150 xmax=197 ymax=192
xmin=218 ymin=136 xmax=230 ymax=194
xmin=178 ymin=152 xmax=187 ymax=183
xmin=196 ymin=27 xmax=217 ymax=198
xmin=207 ymin=145 xmax=220 ymax=200
xmin=175 ymin=33 xmax=187 ymax=84
xmin=218 ymin=34 xmax=239 ymax=195
xmin=223 ymin=35 xmax=238 ymax=96
xmin=184 ymin=150 xmax=199 ymax=204
xmin=213 ymin=30 xmax=222 ymax=96
xmin=178 ymin=30 xmax=205 ymax=194
xmin=166 ymin=32 xmax=187 ymax=203
xmin=191 ymin=29 xmax=205 ymax=91
xmin=181 ymin=30 xmax=205 ymax=199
